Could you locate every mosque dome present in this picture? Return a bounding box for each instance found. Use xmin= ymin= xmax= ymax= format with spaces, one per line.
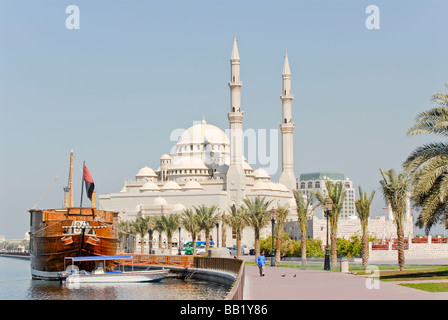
xmin=177 ymin=118 xmax=230 ymax=146
xmin=251 ymin=180 xmax=272 ymax=191
xmin=160 ymin=154 xmax=171 ymax=161
xmin=136 ymin=166 xmax=157 ymax=178
xmin=173 ymin=203 xmax=186 ymax=212
xmin=254 ymin=168 xmax=271 ymax=180
xmin=183 ymin=180 xmax=204 ymax=191
xmin=152 ymin=196 xmax=168 ymax=206
xmin=140 ymin=181 xmax=160 ymax=192
xmin=161 ymin=180 xmax=182 ymax=191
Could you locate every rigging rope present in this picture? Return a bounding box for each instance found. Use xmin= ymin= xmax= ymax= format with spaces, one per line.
xmin=31 ymin=155 xmax=70 ymax=209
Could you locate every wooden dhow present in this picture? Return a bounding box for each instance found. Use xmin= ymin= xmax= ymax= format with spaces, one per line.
xmin=28 ymin=151 xmax=119 ymax=280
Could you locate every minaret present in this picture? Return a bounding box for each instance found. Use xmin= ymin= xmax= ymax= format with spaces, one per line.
xmin=279 ymin=51 xmax=297 ymax=190
xmin=226 ymin=37 xmax=246 ymax=205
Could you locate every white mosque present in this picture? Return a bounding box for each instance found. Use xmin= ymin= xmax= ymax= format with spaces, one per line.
xmin=98 ymin=38 xmax=298 ymax=249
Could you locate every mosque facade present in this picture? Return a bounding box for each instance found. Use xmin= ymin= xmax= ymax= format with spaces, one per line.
xmin=98 ymin=38 xmax=298 ymax=249
xmin=98 ymin=38 xmax=413 ymax=251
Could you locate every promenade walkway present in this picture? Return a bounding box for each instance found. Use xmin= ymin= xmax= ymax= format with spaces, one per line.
xmin=243 ymin=263 xmax=448 ymax=300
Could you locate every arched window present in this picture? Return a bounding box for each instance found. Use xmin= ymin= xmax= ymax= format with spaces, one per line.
xmin=308 ymin=182 xmax=313 ymax=188
xmin=300 ymin=182 xmax=305 ymax=189
xmin=315 ymin=181 xmax=320 ymax=189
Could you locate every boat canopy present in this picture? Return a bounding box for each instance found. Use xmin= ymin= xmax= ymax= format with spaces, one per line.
xmin=64 ymin=255 xmax=132 ymax=262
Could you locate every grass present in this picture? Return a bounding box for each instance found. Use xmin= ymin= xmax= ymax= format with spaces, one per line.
xmin=399 ymin=282 xmax=448 ymax=292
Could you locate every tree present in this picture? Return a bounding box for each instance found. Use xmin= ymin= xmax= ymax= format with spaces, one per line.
xmin=242 ymin=196 xmax=273 ymax=257
xmin=311 ymin=181 xmax=346 ymax=268
xmin=194 ymin=204 xmax=218 ymax=252
xmin=404 ymin=84 xmax=448 ymax=233
xmin=152 ymin=216 xmax=165 ymax=249
xmin=223 ymin=204 xmax=247 ymax=258
xmin=379 ymin=168 xmax=409 ymax=271
xmin=160 ymin=214 xmax=180 ymax=251
xmin=355 ymin=187 xmax=375 ymax=268
xmin=181 ymin=208 xmax=201 ymax=255
xmin=293 ymin=190 xmax=312 ymax=266
xmin=134 ymin=216 xmax=151 ymax=254
xmin=274 ymin=205 xmax=289 ymax=266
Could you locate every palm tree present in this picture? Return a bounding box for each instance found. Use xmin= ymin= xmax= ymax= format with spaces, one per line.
xmin=134 ymin=216 xmax=151 ymax=254
xmin=274 ymin=205 xmax=289 ymax=266
xmin=194 ymin=204 xmax=218 ymax=253
xmin=293 ymin=190 xmax=312 ymax=266
xmin=118 ymin=220 xmax=133 ymax=253
xmin=242 ymin=196 xmax=273 ymax=258
xmin=379 ymin=168 xmax=409 ymax=271
xmin=355 ymin=187 xmax=375 ymax=269
xmin=152 ymin=216 xmax=165 ymax=249
xmin=181 ymin=208 xmax=201 ymax=255
xmin=223 ymin=204 xmax=247 ymax=258
xmin=404 ymin=84 xmax=448 ymax=233
xmin=311 ymin=181 xmax=345 ymax=268
xmin=160 ymin=214 xmax=180 ymax=252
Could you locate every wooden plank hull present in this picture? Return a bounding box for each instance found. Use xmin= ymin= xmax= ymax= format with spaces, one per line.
xmin=29 ymin=207 xmax=119 ymax=280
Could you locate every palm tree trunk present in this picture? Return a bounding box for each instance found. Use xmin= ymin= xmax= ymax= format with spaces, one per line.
xmin=275 ymin=233 xmax=281 ymax=266
xmin=236 ymin=233 xmax=242 ymax=259
xmin=361 ymin=233 xmax=369 ymax=269
xmin=254 ymin=229 xmax=260 ymax=258
xmin=397 ymin=230 xmax=405 ymax=271
xmin=301 ymin=237 xmax=307 ymax=267
xmin=330 ymin=232 xmax=337 ymax=268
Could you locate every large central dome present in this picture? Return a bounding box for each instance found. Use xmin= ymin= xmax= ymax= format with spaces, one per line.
xmin=167 ymin=118 xmax=230 ymax=173
xmin=176 ymin=118 xmax=229 ymax=146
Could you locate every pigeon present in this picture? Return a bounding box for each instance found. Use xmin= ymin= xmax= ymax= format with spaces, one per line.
xmin=281 ymin=274 xmax=286 ymax=277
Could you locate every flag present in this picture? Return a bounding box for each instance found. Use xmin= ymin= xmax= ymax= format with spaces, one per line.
xmin=83 ymin=165 xmax=95 ymax=201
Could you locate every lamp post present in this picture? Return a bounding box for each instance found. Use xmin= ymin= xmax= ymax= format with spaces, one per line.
xmin=270 ymin=207 xmax=277 ymax=267
xmin=148 ymin=228 xmax=153 ymax=254
xmin=323 ymin=197 xmax=333 ymax=271
xmin=178 ymin=226 xmax=182 ymax=255
xmin=216 ymin=222 xmax=219 ymax=248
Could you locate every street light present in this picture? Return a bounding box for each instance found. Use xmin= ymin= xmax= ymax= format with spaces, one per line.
xmin=148 ymin=228 xmax=153 ymax=254
xmin=178 ymin=226 xmax=182 ymax=255
xmin=270 ymin=207 xmax=277 ymax=267
xmin=323 ymin=197 xmax=333 ymax=271
xmin=216 ymin=222 xmax=219 ymax=248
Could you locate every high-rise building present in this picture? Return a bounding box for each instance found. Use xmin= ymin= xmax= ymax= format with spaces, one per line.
xmin=297 ymin=172 xmax=356 ymax=220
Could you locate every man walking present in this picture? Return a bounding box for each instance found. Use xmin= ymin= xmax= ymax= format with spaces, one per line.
xmin=256 ymin=251 xmax=266 ymax=276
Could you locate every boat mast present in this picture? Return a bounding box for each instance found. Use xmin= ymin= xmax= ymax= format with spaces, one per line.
xmin=69 ymin=150 xmax=74 ymax=208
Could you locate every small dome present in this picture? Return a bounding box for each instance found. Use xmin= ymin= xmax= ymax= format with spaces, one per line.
xmin=160 ymin=154 xmax=171 ymax=161
xmin=140 ymin=181 xmax=160 ymax=192
xmin=184 ymin=180 xmax=204 ymax=191
xmin=173 ymin=203 xmax=186 ymax=212
xmin=254 ymin=168 xmax=271 ymax=180
xmin=136 ymin=166 xmax=157 ymax=178
xmin=251 ymin=180 xmax=272 ymax=191
xmin=161 ymin=180 xmax=182 ymax=191
xmin=152 ymin=196 xmax=168 ymax=206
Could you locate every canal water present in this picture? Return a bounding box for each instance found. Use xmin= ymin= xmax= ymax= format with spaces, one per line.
xmin=0 ymin=257 xmax=228 ymax=300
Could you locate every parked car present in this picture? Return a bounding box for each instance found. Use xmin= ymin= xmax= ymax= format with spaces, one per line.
xmin=228 ymin=245 xmax=250 ymax=256
xmin=249 ymin=248 xmax=255 ymax=255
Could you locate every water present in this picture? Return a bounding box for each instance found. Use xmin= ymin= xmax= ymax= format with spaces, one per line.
xmin=0 ymin=257 xmax=228 ymax=300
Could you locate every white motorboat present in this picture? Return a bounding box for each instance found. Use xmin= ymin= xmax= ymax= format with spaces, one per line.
xmin=59 ymin=255 xmax=169 ymax=284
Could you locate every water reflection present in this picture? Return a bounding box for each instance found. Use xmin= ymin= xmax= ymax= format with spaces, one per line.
xmin=1 ymin=258 xmax=228 ymax=300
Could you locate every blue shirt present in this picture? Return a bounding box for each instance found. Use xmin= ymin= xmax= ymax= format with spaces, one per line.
xmin=256 ymin=254 xmax=266 ymax=266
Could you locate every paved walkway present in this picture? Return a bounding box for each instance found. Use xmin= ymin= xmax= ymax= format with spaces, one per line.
xmin=243 ymin=264 xmax=448 ymax=300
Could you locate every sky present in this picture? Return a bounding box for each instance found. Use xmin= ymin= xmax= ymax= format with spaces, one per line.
xmin=0 ymin=0 xmax=447 ymax=239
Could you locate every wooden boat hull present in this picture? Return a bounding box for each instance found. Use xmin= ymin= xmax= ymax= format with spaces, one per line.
xmin=29 ymin=207 xmax=119 ymax=280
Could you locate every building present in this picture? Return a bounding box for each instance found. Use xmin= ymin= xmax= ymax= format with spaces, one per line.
xmin=99 ymin=38 xmax=298 ymax=250
xmin=297 ymin=172 xmax=356 ymax=220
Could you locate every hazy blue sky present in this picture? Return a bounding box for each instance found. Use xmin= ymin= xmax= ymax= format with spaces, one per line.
xmin=0 ymin=1 xmax=447 ymax=238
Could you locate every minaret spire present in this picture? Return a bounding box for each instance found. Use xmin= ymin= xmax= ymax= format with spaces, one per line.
xmin=279 ymin=51 xmax=296 ymax=190
xmin=227 ymin=36 xmax=246 ymax=205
